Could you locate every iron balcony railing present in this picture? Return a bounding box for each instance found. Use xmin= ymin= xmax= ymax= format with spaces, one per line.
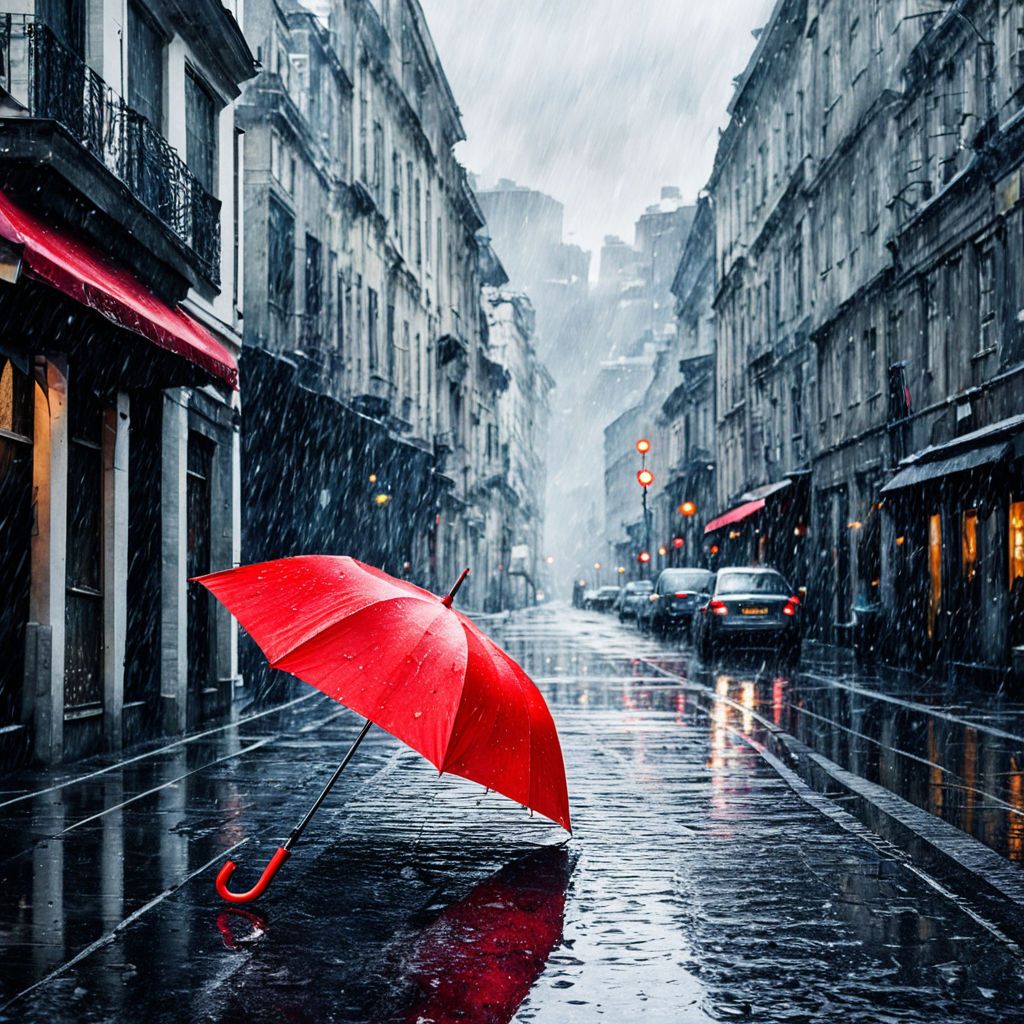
xmin=0 ymin=15 xmax=220 ymax=284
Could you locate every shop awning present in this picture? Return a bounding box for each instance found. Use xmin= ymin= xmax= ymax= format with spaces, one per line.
xmin=880 ymin=440 xmax=1011 ymax=493
xmin=0 ymin=189 xmax=237 ymax=389
xmin=704 ymin=498 xmax=765 ymax=534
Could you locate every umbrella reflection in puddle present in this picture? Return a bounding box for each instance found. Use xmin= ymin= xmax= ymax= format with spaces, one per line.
xmin=380 ymin=844 xmax=576 ymax=1024
xmin=216 ymin=908 xmax=269 ymax=952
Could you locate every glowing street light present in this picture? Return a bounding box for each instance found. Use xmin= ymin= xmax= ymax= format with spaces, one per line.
xmin=637 ymin=551 xmax=651 ymax=564
xmin=678 ymin=500 xmax=697 ymax=517
xmin=593 ymin=562 xmax=602 ymax=570
xmin=637 ymin=468 xmax=655 ymax=488
xmin=635 ymin=438 xmax=651 ymax=454
xmin=617 ymin=566 xmax=626 ymax=574
xmin=374 ymin=493 xmax=391 ymax=507
xmin=658 ymin=545 xmax=667 ymax=556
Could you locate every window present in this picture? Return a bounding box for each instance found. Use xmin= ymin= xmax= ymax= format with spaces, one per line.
xmin=268 ymin=197 xmax=294 ymax=314
xmin=385 ymin=303 xmax=395 ymax=381
xmin=822 ymin=46 xmax=833 ymax=107
xmin=425 ymin=187 xmax=432 ymax=266
xmin=185 ymin=68 xmax=217 ymax=193
xmin=304 ymin=233 xmax=322 ymax=323
xmin=791 ymin=232 xmax=803 ymax=314
xmin=127 ymin=1 xmax=164 ymax=129
xmin=359 ymin=66 xmax=368 ymax=182
xmin=391 ymin=151 xmax=401 ymax=233
xmin=962 ymin=509 xmax=978 ymax=585
xmin=919 ymin=273 xmax=936 ymax=374
xmin=865 ymin=326 xmax=878 ymax=394
xmin=336 ymin=271 xmax=346 ymax=351
xmin=978 ymin=245 xmax=996 ymax=353
xmin=1011 ymin=501 xmax=1024 ymax=591
xmin=790 ymin=378 xmax=803 ymax=439
xmin=367 ymin=287 xmax=379 ymax=371
xmin=372 ymin=122 xmax=384 ymax=204
xmin=270 ymin=131 xmax=294 ymax=194
xmin=415 ymin=178 xmax=422 ymax=266
xmin=928 ymin=513 xmax=942 ymax=640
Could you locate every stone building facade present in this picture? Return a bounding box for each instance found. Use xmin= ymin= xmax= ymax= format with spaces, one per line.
xmin=0 ymin=0 xmax=255 ymax=766
xmin=237 ymin=0 xmax=546 ymax=671
xmin=705 ymin=0 xmax=1024 ymax=675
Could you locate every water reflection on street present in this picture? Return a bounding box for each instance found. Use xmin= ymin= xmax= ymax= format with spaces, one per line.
xmin=1 ymin=605 xmax=1023 ymax=1021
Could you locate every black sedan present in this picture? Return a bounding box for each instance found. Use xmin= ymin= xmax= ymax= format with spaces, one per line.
xmin=615 ymin=580 xmax=654 ymax=621
xmin=692 ymin=567 xmax=802 ymax=664
xmin=640 ymin=568 xmax=714 ymax=637
xmin=590 ymin=585 xmax=623 ymax=612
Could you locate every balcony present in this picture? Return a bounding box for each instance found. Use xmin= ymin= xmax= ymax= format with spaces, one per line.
xmin=0 ymin=15 xmax=221 ymax=289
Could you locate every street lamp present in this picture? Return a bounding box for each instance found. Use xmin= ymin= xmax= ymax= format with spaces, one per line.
xmin=679 ymin=500 xmax=697 ymax=517
xmin=635 ymin=440 xmax=654 ymax=576
xmin=637 ymin=550 xmax=651 ymax=565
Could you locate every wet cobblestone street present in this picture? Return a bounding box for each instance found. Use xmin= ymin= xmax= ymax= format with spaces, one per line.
xmin=2 ymin=606 xmax=1024 ymax=1022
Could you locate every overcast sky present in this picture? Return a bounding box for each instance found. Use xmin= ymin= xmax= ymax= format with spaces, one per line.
xmin=419 ymin=0 xmax=775 ymax=262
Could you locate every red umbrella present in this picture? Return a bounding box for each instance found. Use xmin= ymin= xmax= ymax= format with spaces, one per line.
xmin=194 ymin=556 xmax=571 ymax=904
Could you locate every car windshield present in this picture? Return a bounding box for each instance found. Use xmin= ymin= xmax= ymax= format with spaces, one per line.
xmin=716 ymin=571 xmax=790 ymax=596
xmin=598 ymin=587 xmax=620 ymax=596
xmin=626 ymin=581 xmax=653 ymax=592
xmin=658 ymin=570 xmax=713 ymax=594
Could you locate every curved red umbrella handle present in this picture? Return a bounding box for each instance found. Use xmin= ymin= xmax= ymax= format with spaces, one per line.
xmin=216 ymin=847 xmax=290 ymax=904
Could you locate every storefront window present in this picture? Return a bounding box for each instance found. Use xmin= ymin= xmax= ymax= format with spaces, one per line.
xmin=962 ymin=509 xmax=978 ymax=584
xmin=1011 ymin=501 xmax=1024 ymax=589
xmin=928 ymin=513 xmax=942 ymax=640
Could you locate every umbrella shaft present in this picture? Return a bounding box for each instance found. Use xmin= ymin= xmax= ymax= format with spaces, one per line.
xmin=284 ymin=718 xmax=373 ymax=850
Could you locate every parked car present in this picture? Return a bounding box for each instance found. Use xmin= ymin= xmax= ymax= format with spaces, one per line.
xmin=640 ymin=567 xmax=714 ymax=638
xmin=581 ymin=588 xmax=599 ymax=610
xmin=591 ymin=585 xmax=623 ymax=612
xmin=615 ymin=580 xmax=654 ymax=621
xmin=692 ymin=567 xmax=802 ymax=664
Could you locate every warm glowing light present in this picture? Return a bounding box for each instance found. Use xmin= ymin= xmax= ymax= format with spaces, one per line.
xmin=374 ymin=493 xmax=391 ymax=506
xmin=594 ymin=562 xmax=602 ymax=570
xmin=545 ymin=555 xmax=555 ymax=564
xmin=896 ymin=535 xmax=905 ymax=546
xmin=728 ymin=529 xmax=741 ymax=539
xmin=679 ymin=500 xmax=697 ymax=517
xmin=673 ymin=537 xmax=684 ymax=548
xmin=848 ymin=520 xmax=863 ymax=530
xmin=710 ymin=544 xmax=720 ymax=555
xmin=636 ymin=438 xmax=651 ymax=454
xmin=637 ymin=468 xmax=655 ymax=488
xmin=617 ymin=566 xmax=626 ymax=574
xmin=637 ymin=551 xmax=651 ymax=564
xmin=368 ymin=473 xmax=378 ymax=483
xmin=658 ymin=545 xmax=668 ymax=556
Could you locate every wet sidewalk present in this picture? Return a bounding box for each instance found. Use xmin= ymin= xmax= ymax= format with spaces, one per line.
xmin=2 ymin=606 xmax=1024 ymax=1022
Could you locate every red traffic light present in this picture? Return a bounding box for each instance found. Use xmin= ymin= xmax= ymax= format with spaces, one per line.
xmin=637 ymin=468 xmax=654 ymax=488
xmin=673 ymin=537 xmax=684 ymax=549
xmin=678 ymin=500 xmax=697 ymax=517
xmin=637 ymin=550 xmax=651 ymax=564
xmin=635 ymin=438 xmax=651 ymax=454
xmin=710 ymin=544 xmax=720 ymax=555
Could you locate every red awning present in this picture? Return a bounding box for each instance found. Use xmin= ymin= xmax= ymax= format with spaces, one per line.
xmin=704 ymin=498 xmax=765 ymax=535
xmin=0 ymin=189 xmax=237 ymax=389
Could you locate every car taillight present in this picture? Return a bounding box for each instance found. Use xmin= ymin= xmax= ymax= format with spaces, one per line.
xmin=675 ymin=592 xmax=690 ymax=598
xmin=709 ymin=599 xmax=728 ymax=616
xmin=783 ymin=596 xmax=800 ymax=617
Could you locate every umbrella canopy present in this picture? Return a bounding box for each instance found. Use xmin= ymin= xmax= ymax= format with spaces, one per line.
xmin=196 ymin=556 xmax=570 ymax=831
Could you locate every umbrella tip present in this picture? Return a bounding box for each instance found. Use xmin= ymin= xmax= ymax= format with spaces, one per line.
xmin=441 ymin=568 xmax=471 ymax=608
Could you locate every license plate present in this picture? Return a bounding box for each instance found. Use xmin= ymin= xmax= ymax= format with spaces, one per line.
xmin=741 ymin=607 xmax=768 ymax=616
